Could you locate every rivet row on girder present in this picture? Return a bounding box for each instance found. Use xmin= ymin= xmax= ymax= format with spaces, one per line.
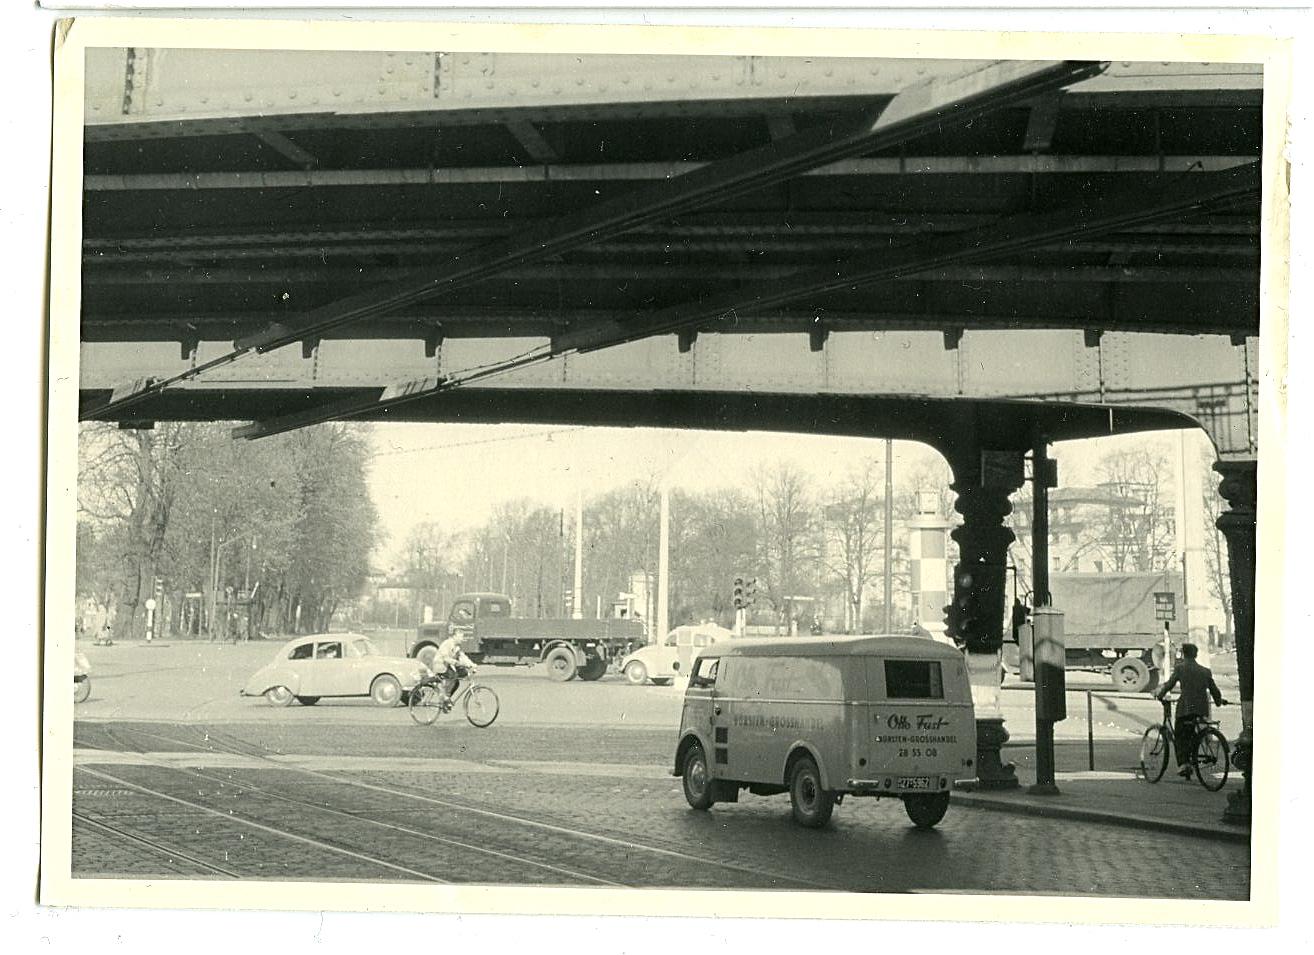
xmin=121 ymin=48 xmax=136 ymax=116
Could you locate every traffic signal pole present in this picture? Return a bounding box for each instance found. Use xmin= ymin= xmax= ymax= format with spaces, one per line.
xmin=1029 ymin=437 xmax=1062 ymax=796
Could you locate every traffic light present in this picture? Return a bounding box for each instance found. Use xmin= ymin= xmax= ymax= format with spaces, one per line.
xmin=732 ymin=576 xmax=745 ymax=610
xmin=745 ymin=578 xmax=758 ymax=607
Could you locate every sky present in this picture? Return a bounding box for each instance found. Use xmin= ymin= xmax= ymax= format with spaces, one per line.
xmin=366 ymin=420 xmax=1213 ymax=568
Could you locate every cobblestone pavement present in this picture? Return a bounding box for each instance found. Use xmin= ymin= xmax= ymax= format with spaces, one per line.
xmin=71 ymin=720 xmax=1250 ymax=898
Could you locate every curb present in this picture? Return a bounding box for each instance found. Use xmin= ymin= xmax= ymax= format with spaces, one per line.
xmin=950 ymin=791 xmax=1251 ymax=844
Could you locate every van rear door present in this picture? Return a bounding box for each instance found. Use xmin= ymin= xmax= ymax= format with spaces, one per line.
xmin=865 ymin=656 xmax=974 ymax=787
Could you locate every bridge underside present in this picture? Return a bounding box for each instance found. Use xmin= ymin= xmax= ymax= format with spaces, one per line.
xmin=77 ymin=385 xmax=1195 ymax=454
xmin=75 ymin=49 xmax=1263 ymax=459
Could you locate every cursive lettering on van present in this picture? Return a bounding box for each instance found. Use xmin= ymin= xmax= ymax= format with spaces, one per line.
xmin=916 ymin=714 xmax=949 ymax=730
xmin=887 ymin=714 xmax=911 ymax=730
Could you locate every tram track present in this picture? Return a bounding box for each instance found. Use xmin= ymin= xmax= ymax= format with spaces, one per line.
xmin=88 ymin=726 xmax=622 ymax=887
xmin=82 ymin=723 xmax=848 ymax=891
xmin=72 ymin=808 xmax=242 ymax=878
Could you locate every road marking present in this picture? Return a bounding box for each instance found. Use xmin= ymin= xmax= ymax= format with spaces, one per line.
xmin=73 ymin=749 xmax=673 ymax=778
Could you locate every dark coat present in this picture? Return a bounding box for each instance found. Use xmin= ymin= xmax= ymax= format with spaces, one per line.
xmin=1157 ymin=658 xmax=1223 ymax=717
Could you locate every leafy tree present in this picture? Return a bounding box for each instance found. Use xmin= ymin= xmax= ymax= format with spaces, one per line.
xmin=77 ymin=422 xmax=194 ymax=640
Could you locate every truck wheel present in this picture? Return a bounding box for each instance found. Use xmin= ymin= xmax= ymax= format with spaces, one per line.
xmin=1112 ymin=656 xmax=1151 ymax=693
xmin=544 ymin=647 xmax=577 ymax=682
xmin=624 ymin=661 xmax=649 ymax=685
xmin=578 ymin=657 xmax=607 ymax=681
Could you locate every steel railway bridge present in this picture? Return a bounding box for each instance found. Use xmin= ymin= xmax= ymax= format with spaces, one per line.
xmin=66 ymin=44 xmax=1274 ymax=825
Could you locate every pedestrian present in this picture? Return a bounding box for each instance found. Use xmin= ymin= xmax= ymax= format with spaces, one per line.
xmin=1154 ymin=643 xmax=1228 ymax=778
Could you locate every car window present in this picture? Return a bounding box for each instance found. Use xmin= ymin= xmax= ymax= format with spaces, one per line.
xmin=315 ymin=641 xmax=343 ymax=660
xmin=349 ymin=639 xmax=374 ymax=658
xmin=664 ymin=630 xmax=679 ymax=647
xmin=693 ymin=634 xmax=709 ymax=647
xmin=452 ymin=603 xmax=474 ymax=622
xmin=689 ymin=656 xmax=720 ymax=688
xmin=288 ymin=643 xmax=313 ymax=660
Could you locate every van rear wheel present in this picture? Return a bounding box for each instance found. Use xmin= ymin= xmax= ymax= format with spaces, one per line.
xmin=682 ymin=741 xmax=715 ymax=811
xmin=789 ymin=756 xmax=835 ymax=828
xmin=904 ymin=792 xmax=951 ymax=829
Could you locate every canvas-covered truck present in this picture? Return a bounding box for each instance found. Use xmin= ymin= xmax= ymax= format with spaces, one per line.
xmin=1005 ymin=571 xmax=1187 ymax=693
xmin=409 ymin=592 xmax=647 ymax=682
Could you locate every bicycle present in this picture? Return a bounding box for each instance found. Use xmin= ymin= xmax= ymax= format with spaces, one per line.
xmin=1138 ymin=695 xmax=1230 ymax=791
xmin=408 ymin=671 xmax=500 ymax=728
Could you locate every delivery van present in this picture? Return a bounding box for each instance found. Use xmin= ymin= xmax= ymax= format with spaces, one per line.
xmin=673 ymin=635 xmax=976 ymax=829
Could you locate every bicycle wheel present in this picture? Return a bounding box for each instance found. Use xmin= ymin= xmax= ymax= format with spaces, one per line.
xmin=464 ymin=684 xmax=500 ymax=728
xmin=1193 ymin=727 xmax=1230 ymax=792
xmin=409 ymin=684 xmax=442 ymax=726
xmin=1139 ymin=725 xmax=1170 ymax=783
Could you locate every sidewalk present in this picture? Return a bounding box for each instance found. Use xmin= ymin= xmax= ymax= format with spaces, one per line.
xmin=953 ymin=771 xmax=1249 ymax=844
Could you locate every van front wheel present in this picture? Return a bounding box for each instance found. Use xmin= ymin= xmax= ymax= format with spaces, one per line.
xmin=904 ymin=791 xmax=951 ymax=829
xmin=789 ymin=756 xmax=835 ymax=828
xmin=682 ymin=742 xmax=715 ymax=811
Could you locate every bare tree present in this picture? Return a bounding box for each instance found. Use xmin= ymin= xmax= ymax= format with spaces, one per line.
xmin=751 ymin=463 xmax=822 ymax=628
xmin=821 ymin=458 xmax=883 ymax=632
xmin=1200 ymin=451 xmax=1234 ymax=636
xmin=1092 ymin=446 xmax=1176 ymax=572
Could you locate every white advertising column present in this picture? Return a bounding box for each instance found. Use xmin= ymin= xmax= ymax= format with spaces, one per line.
xmin=906 ymin=491 xmax=954 ymax=642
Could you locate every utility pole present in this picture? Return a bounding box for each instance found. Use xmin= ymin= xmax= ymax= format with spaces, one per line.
xmin=657 ymin=484 xmax=670 ymax=644
xmin=208 ymin=511 xmax=217 ymax=642
xmin=883 ymin=438 xmax=894 ymax=632
xmin=573 ymin=489 xmax=584 ymax=619
xmin=502 ymin=533 xmax=510 ymax=593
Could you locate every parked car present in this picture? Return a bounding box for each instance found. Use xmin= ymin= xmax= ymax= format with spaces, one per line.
xmin=242 ymin=634 xmax=427 ymax=707
xmin=74 ymin=651 xmax=91 ymax=704
xmin=621 ymin=623 xmax=734 ymax=686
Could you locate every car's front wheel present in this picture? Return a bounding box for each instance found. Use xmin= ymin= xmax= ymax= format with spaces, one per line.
xmin=265 ymin=685 xmax=294 ymax=707
xmin=682 ymin=741 xmax=715 ymax=811
xmin=370 ymin=674 xmax=402 ymax=707
xmin=624 ymin=661 xmax=648 ymax=685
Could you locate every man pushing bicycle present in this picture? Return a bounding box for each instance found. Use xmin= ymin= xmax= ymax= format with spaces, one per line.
xmin=1155 ymin=643 xmax=1228 ymax=778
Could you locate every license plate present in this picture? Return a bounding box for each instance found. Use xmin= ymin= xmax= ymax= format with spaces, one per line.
xmin=898 ymin=776 xmax=935 ymax=791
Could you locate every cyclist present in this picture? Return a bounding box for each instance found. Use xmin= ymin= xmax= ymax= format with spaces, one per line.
xmin=430 ymin=630 xmax=478 ymax=710
xmin=1155 ymin=643 xmax=1228 ymax=778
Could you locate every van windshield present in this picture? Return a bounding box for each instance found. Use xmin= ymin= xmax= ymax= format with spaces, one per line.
xmin=885 ymin=660 xmax=944 ymax=699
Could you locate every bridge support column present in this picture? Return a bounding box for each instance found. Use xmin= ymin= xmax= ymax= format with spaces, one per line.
xmin=948 ymin=459 xmax=1024 ymax=791
xmin=1215 ymin=459 xmax=1256 ymax=825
